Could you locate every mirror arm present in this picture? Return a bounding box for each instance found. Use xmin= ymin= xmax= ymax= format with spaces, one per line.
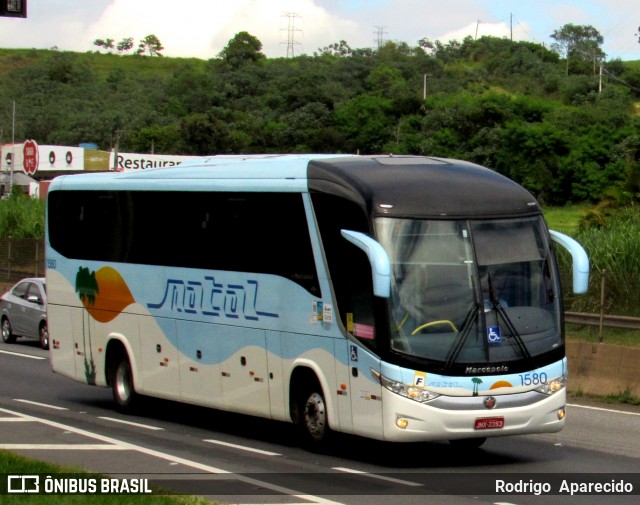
xmin=341 ymin=230 xmax=391 ymax=298
xmin=549 ymin=230 xmax=590 ymax=294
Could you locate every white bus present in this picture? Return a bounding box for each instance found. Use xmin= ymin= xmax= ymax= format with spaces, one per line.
xmin=46 ymin=154 xmax=589 ymax=448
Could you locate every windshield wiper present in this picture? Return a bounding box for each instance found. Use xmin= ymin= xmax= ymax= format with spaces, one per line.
xmin=444 ymin=303 xmax=481 ymax=370
xmin=487 ymin=273 xmax=531 ymax=359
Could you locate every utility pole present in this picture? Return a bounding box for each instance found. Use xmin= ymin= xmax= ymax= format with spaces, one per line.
xmin=10 ymin=100 xmax=15 ymax=194
xmin=475 ymin=19 xmax=480 ymax=40
xmin=599 ymin=63 xmax=603 ymax=93
xmin=510 ymin=13 xmax=513 ymax=41
xmin=281 ymin=12 xmax=302 ymax=58
xmin=112 ymin=129 xmax=123 ymax=171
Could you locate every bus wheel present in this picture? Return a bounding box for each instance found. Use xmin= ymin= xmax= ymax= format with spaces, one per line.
xmin=111 ymin=356 xmax=138 ymax=413
xmin=449 ymin=437 xmax=486 ymax=450
xmin=299 ymin=388 xmax=330 ymax=445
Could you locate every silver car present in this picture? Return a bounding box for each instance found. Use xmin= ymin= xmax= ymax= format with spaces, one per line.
xmin=1 ymin=277 xmax=48 ymax=349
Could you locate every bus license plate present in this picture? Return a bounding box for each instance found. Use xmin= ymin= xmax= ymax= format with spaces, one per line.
xmin=474 ymin=417 xmax=504 ymax=430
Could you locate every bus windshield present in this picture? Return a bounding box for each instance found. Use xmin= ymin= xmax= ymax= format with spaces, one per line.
xmin=376 ymin=216 xmax=562 ymax=368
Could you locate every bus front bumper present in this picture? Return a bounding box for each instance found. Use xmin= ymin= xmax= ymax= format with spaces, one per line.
xmin=381 ymin=387 xmax=566 ymax=443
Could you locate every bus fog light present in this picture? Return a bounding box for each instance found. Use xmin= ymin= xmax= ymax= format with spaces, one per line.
xmin=557 ymin=408 xmax=566 ymax=420
xmin=396 ymin=417 xmax=409 ymax=429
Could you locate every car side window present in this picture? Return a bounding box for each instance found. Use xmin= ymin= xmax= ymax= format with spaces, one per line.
xmin=12 ymin=282 xmax=28 ymax=299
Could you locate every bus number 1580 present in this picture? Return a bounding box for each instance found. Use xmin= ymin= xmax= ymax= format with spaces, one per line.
xmin=519 ymin=373 xmax=548 ymax=386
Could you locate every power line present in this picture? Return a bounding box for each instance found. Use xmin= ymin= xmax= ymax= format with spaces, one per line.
xmin=373 ymin=26 xmax=387 ymax=49
xmin=281 ymin=12 xmax=302 ymax=58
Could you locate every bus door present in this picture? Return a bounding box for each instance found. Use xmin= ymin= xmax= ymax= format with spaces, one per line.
xmin=138 ymin=316 xmax=181 ymax=400
xmin=347 ymin=341 xmax=384 ymax=439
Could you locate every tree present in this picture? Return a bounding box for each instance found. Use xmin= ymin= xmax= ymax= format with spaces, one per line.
xmin=218 ymin=31 xmax=265 ymax=68
xmin=116 ymin=37 xmax=134 ymax=54
xmin=93 ymin=38 xmax=115 ymax=52
xmin=550 ymin=24 xmax=605 ymax=75
xmin=315 ymin=40 xmax=352 ymax=57
xmin=135 ymin=34 xmax=164 ymax=56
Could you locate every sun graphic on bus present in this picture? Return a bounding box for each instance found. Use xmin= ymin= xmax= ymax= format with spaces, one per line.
xmin=76 ymin=266 xmax=135 ymax=323
xmin=490 ymin=380 xmax=513 ymax=390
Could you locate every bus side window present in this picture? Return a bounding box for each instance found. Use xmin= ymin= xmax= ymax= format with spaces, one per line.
xmin=311 ymin=193 xmax=376 ymax=348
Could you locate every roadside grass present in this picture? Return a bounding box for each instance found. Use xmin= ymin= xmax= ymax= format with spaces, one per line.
xmin=566 ymin=325 xmax=640 ymax=348
xmin=569 ymin=388 xmax=640 ymax=406
xmin=0 ymin=451 xmax=217 ymax=505
xmin=542 ymin=204 xmax=589 ymax=235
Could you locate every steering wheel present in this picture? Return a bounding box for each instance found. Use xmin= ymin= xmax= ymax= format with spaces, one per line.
xmin=411 ymin=320 xmax=458 ymax=335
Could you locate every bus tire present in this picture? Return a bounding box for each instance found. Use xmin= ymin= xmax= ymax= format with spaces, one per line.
xmin=294 ymin=380 xmax=331 ymax=447
xmin=111 ymin=354 xmax=138 ymax=413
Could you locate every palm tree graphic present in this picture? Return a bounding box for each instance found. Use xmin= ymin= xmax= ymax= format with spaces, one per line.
xmin=75 ymin=266 xmax=99 ymax=385
xmin=472 ymin=377 xmax=483 ymax=396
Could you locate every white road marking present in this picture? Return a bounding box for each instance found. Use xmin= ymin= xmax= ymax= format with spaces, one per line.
xmin=0 ymin=444 xmax=128 ymax=450
xmin=98 ymin=416 xmax=164 ymax=431
xmin=567 ymin=403 xmax=640 ymax=417
xmin=14 ymin=399 xmax=68 ymax=410
xmin=0 ymin=406 xmax=344 ymax=505
xmin=332 ymin=466 xmax=423 ymax=487
xmin=203 ymin=438 xmax=281 ymax=456
xmin=0 ymin=349 xmax=46 ymax=360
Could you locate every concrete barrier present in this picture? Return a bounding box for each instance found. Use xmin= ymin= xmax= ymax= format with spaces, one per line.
xmin=566 ymin=341 xmax=640 ymax=397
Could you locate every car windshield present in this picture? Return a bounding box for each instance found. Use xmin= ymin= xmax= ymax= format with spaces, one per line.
xmin=375 ymin=216 xmax=562 ymax=368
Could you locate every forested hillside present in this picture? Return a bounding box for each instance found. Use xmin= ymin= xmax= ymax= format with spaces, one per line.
xmin=1 ymin=33 xmax=640 ymax=205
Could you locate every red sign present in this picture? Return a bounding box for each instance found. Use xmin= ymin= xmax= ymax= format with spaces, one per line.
xmin=23 ymin=139 xmax=39 ymax=175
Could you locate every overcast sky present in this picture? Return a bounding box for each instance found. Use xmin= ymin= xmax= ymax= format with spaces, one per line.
xmin=0 ymin=0 xmax=639 ymax=61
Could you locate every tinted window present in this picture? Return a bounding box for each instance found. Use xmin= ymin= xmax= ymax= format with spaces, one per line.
xmin=48 ymin=190 xmax=320 ymax=295
xmin=311 ymin=192 xmax=376 ymax=348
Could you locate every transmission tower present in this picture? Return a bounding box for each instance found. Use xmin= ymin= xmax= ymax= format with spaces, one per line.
xmin=281 ymin=12 xmax=302 ymax=57
xmin=374 ymin=26 xmax=387 ymax=49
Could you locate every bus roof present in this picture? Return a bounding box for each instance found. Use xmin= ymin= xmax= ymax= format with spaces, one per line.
xmin=48 ymin=154 xmax=539 ymax=219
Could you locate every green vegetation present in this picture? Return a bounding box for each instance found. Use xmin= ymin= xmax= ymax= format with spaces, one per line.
xmin=0 ymin=32 xmax=639 ymax=206
xmin=543 ymin=204 xmax=589 ymax=235
xmin=1 ymin=28 xmax=639 ymax=322
xmin=0 ymin=191 xmax=45 ymax=238
xmin=570 ymin=388 xmax=640 ymax=406
xmin=0 ymin=451 xmax=215 ymax=504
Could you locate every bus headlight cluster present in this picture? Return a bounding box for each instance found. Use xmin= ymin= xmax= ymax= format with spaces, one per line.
xmin=379 ymin=374 xmax=440 ymax=403
xmin=535 ymin=375 xmax=566 ymax=395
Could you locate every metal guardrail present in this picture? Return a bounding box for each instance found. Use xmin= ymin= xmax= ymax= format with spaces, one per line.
xmin=565 ymin=312 xmax=640 ymax=330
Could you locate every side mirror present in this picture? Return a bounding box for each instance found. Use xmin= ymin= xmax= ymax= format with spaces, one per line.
xmin=341 ymin=230 xmax=391 ymax=298
xmin=549 ymin=230 xmax=590 ymax=294
xmin=27 ymin=295 xmax=42 ymax=305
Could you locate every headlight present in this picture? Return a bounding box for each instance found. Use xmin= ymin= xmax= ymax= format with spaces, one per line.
xmin=535 ymin=375 xmax=566 ymax=395
xmin=379 ymin=373 xmax=440 ymax=403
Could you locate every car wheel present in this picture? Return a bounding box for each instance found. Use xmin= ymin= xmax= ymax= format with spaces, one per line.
xmin=39 ymin=322 xmax=49 ymax=350
xmin=111 ymin=355 xmax=138 ymax=413
xmin=1 ymin=317 xmax=16 ymax=344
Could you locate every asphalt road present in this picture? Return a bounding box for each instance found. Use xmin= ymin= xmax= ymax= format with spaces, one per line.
xmin=1 ymin=339 xmax=639 ymax=505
